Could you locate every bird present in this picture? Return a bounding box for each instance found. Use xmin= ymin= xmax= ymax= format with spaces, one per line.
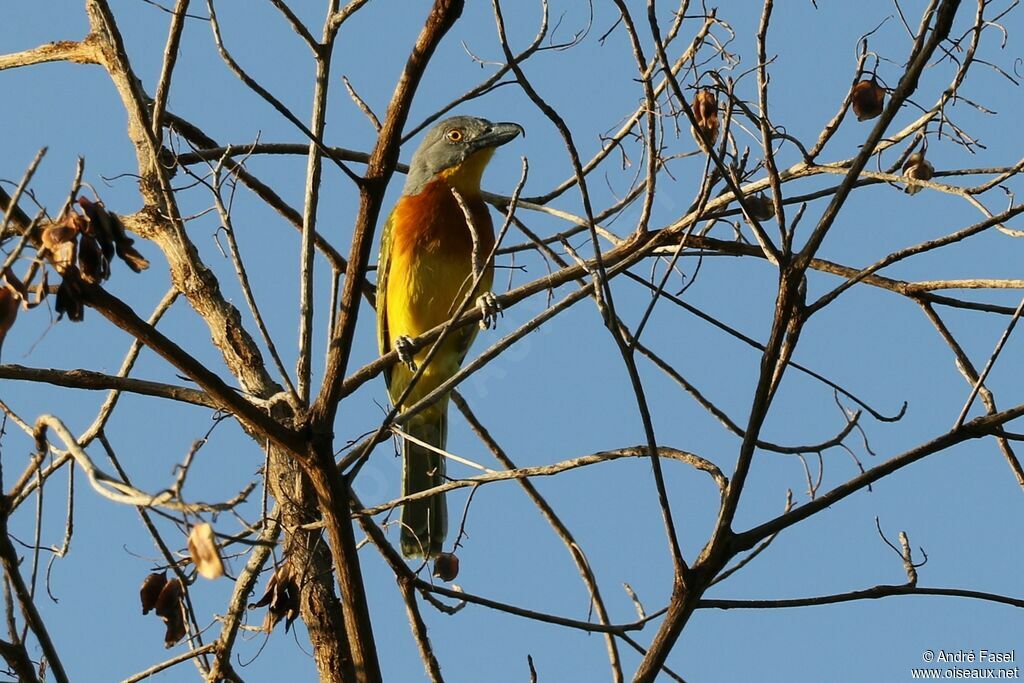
xmin=376 ymin=115 xmax=523 ymax=559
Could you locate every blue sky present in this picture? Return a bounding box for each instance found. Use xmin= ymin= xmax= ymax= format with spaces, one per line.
xmin=2 ymin=1 xmax=1023 ymax=681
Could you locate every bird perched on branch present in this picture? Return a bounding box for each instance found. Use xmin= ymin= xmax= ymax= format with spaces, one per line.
xmin=376 ymin=115 xmax=523 ymax=559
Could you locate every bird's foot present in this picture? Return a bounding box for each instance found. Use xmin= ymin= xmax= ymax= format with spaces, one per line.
xmin=477 ymin=292 xmax=502 ymax=330
xmin=394 ymin=335 xmax=418 ymax=370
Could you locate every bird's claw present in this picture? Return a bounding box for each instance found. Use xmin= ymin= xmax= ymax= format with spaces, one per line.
xmin=394 ymin=335 xmax=418 ymax=370
xmin=477 ymin=292 xmax=502 ymax=330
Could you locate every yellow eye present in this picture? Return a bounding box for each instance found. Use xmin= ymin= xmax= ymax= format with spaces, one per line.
xmin=446 ymin=129 xmax=463 ymax=142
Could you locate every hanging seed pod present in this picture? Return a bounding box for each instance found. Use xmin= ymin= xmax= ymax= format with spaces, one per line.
xmin=746 ymin=193 xmax=776 ymax=222
xmin=54 ymin=271 xmax=85 ymax=322
xmin=140 ymin=571 xmax=168 ymax=615
xmin=116 ymin=242 xmax=150 ymax=273
xmin=902 ymin=151 xmax=934 ymax=195
xmin=78 ymin=197 xmax=149 ymax=272
xmin=78 ymin=233 xmax=109 ymax=284
xmin=690 ymin=89 xmax=719 ymax=151
xmin=108 ymin=213 xmax=149 ymax=272
xmin=154 ymin=577 xmax=187 ymax=648
xmin=432 ymin=552 xmax=460 ymax=582
xmin=851 ymin=78 xmax=885 ymax=121
xmin=77 ymin=197 xmax=115 ymax=262
xmin=187 ymin=522 xmax=225 ymax=580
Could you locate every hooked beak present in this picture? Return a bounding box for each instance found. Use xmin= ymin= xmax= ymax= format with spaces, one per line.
xmin=473 ymin=122 xmax=525 ymax=150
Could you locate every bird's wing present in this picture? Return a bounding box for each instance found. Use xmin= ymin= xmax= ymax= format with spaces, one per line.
xmin=376 ymin=209 xmax=395 ymax=388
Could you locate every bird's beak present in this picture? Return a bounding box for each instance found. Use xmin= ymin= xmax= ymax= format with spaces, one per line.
xmin=474 ymin=122 xmax=524 ymax=150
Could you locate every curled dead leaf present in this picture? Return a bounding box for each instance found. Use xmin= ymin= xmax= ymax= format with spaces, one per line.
xmin=187 ymin=522 xmax=224 ymax=580
xmin=902 ymin=151 xmax=935 ymax=195
xmin=54 ymin=270 xmax=84 ymax=322
xmin=78 ymin=196 xmax=149 ymax=272
xmin=41 ymin=224 xmax=77 ymax=250
xmin=77 ymin=197 xmax=115 ymax=262
xmin=154 ymin=577 xmax=186 ymax=648
xmin=116 ymin=240 xmax=150 ymax=273
xmin=140 ymin=571 xmax=168 ymax=615
xmin=41 ymin=222 xmax=78 ymax=274
xmin=78 ymin=233 xmax=110 ymax=284
xmin=251 ymin=563 xmax=300 ymax=633
xmin=0 ymin=270 xmax=24 ymax=359
xmin=690 ymin=88 xmax=719 ymax=151
xmin=0 ymin=285 xmax=19 ymax=361
xmin=851 ymin=78 xmax=885 ymax=121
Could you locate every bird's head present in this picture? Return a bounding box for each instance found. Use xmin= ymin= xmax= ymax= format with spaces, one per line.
xmin=403 ymin=116 xmax=523 ymax=196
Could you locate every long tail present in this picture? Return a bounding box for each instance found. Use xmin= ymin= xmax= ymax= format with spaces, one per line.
xmin=400 ymin=404 xmax=447 ymax=559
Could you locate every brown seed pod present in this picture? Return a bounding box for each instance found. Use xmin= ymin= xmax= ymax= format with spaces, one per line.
xmin=851 ymin=79 xmax=885 ymax=121
xmin=432 ymin=552 xmax=460 ymax=582
xmin=902 ymin=151 xmax=935 ymax=195
xmin=140 ymin=571 xmax=168 ymax=615
xmin=690 ymin=89 xmax=719 ymax=151
xmin=746 ymin=193 xmax=776 ymax=222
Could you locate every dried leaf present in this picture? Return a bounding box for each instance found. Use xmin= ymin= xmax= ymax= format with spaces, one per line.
xmin=40 ymin=224 xmax=77 ymax=250
xmin=690 ymin=89 xmax=719 ymax=151
xmin=54 ymin=272 xmax=84 ymax=322
xmin=78 ymin=233 xmax=110 ymax=284
xmin=187 ymin=523 xmax=224 ymax=580
xmin=0 ymin=285 xmax=19 ymax=361
xmin=154 ymin=577 xmax=186 ymax=648
xmin=163 ymin=616 xmax=186 ymax=649
xmin=851 ymin=79 xmax=885 ymax=121
xmin=101 ymin=203 xmax=127 ymax=243
xmin=41 ymin=223 xmax=78 ymax=274
xmin=116 ymin=241 xmax=150 ymax=273
xmin=110 ymin=213 xmax=149 ymax=272
xmin=902 ymin=151 xmax=935 ymax=195
xmin=77 ymin=197 xmax=115 ymax=262
xmin=251 ymin=563 xmax=300 ymax=633
xmin=153 ymin=576 xmax=182 ymax=620
xmin=78 ymin=197 xmax=149 ymax=272
xmin=140 ymin=571 xmax=168 ymax=615
xmin=250 ymin=568 xmax=282 ymax=610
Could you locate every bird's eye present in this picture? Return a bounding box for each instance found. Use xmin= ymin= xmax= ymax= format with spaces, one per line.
xmin=446 ymin=129 xmax=463 ymax=142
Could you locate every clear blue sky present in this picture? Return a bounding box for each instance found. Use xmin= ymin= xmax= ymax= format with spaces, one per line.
xmin=2 ymin=1 xmax=1023 ymax=681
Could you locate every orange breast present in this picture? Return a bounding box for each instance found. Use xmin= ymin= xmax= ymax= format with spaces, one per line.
xmin=386 ymin=178 xmax=495 ymax=344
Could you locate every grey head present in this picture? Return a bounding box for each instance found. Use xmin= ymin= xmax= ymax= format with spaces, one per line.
xmin=403 ymin=115 xmax=524 ymax=196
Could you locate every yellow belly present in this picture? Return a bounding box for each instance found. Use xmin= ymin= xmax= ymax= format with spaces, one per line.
xmin=385 ymin=245 xmax=492 ymax=406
